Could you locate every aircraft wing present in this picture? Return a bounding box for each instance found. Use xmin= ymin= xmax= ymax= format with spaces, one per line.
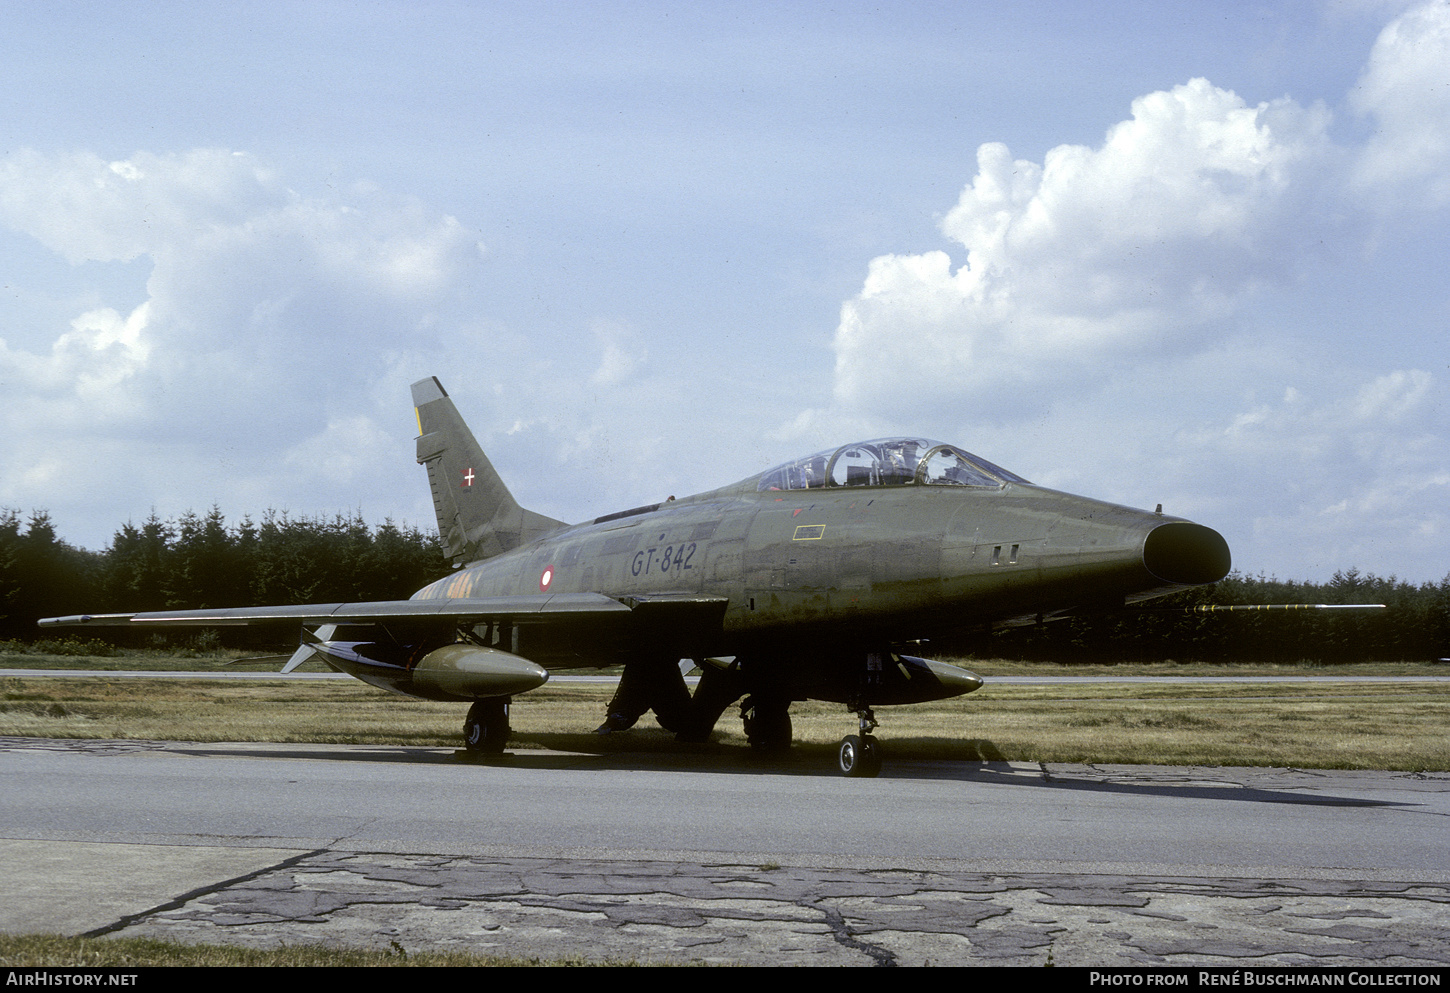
xmin=39 ymin=592 xmax=642 ymax=628
xmin=39 ymin=588 xmax=730 ymax=681
xmin=38 ymin=591 xmax=730 ymax=673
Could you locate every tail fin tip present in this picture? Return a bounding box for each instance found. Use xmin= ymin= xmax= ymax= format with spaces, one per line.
xmin=410 ymin=376 xmax=565 ymax=566
xmin=410 ymin=376 xmax=447 ymax=407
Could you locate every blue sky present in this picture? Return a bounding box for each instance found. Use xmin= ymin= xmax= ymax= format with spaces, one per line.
xmin=1 ymin=1 xmax=1446 ymax=583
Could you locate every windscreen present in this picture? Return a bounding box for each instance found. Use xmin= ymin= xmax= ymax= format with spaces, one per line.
xmin=757 ymin=438 xmax=1028 ymax=492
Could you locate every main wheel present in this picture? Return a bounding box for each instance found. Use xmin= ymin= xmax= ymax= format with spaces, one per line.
xmin=838 ymin=734 xmax=882 ymax=778
xmin=464 ymin=698 xmax=510 ymax=754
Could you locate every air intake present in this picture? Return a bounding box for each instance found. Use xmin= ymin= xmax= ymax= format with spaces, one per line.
xmin=1142 ymin=522 xmax=1232 ymax=586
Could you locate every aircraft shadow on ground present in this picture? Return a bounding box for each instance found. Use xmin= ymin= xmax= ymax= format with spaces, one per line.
xmin=164 ymin=735 xmax=1408 ymax=807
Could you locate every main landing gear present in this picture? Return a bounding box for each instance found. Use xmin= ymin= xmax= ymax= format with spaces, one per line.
xmin=741 ymin=695 xmax=793 ymax=754
xmin=837 ymin=707 xmax=882 ymax=778
xmin=463 ymin=697 xmax=510 ymax=754
xmin=592 ymin=655 xmax=694 ymax=735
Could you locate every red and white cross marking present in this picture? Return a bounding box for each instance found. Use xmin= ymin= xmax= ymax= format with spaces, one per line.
xmin=462 ymin=467 xmax=475 ymax=487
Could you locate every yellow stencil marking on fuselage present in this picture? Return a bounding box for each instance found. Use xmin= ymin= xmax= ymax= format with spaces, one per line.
xmin=793 ymin=524 xmax=826 ymax=541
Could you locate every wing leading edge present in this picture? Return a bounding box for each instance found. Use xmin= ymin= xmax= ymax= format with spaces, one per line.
xmin=39 ymin=592 xmax=634 ymax=628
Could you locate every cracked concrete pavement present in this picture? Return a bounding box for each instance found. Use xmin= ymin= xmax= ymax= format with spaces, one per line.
xmin=3 ymin=737 xmax=1448 ymax=966
xmin=78 ymin=852 xmax=1450 ymax=967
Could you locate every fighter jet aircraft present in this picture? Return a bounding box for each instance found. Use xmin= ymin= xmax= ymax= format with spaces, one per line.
xmin=42 ymin=377 xmax=1231 ymax=776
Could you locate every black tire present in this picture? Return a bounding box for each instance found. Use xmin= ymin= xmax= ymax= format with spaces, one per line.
xmin=838 ymin=734 xmax=882 ymax=778
xmin=464 ymin=698 xmax=510 ymax=753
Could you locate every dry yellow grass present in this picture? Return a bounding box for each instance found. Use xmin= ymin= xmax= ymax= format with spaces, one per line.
xmin=3 ymin=662 xmax=1447 ymax=770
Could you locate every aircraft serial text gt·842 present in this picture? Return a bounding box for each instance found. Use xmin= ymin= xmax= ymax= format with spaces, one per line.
xmin=43 ymin=378 xmax=1233 ymax=776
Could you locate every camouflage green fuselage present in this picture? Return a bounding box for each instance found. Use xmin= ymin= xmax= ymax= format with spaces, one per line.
xmin=413 ymin=476 xmax=1212 ymax=666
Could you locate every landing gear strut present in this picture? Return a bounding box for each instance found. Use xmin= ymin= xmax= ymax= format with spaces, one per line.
xmin=464 ymin=697 xmax=510 ymax=754
xmin=741 ymin=695 xmax=792 ymax=753
xmin=593 ymin=655 xmax=693 ymax=734
xmin=837 ymin=707 xmax=882 ymax=777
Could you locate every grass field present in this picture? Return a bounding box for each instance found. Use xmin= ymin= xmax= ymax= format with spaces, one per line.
xmin=3 ymin=653 xmax=1447 ymax=770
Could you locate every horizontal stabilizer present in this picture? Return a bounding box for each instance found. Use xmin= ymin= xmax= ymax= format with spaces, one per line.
xmin=224 ymin=655 xmax=294 ymax=666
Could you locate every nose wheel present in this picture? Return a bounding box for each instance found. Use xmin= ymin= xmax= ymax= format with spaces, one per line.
xmin=837 ymin=708 xmax=882 ymax=777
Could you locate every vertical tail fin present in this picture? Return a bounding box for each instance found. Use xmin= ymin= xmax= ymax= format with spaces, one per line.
xmin=411 ymin=377 xmax=566 ymax=566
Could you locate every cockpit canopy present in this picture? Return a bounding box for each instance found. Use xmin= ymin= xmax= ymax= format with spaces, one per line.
xmin=756 ymin=438 xmax=1029 ymax=492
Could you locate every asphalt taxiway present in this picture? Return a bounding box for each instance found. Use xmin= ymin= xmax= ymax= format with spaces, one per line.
xmin=2 ymin=735 xmax=1447 ymax=966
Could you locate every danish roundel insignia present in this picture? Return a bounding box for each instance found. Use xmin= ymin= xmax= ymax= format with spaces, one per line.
xmin=539 ymin=566 xmax=554 ymax=591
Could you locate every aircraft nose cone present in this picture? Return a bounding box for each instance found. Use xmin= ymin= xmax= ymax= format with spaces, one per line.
xmin=1142 ymin=522 xmax=1231 ymax=586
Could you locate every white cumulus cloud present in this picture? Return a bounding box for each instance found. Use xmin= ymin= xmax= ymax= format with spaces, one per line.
xmin=830 ymin=79 xmax=1332 ymax=417
xmin=1351 ymin=0 xmax=1450 ymax=204
xmin=0 ymin=147 xmax=484 ymax=542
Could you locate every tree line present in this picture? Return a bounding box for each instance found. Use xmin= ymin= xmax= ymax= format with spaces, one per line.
xmin=2 ymin=506 xmax=1446 ymax=661
xmin=0 ymin=507 xmax=448 ymax=644
xmin=973 ymin=569 xmax=1450 ymax=664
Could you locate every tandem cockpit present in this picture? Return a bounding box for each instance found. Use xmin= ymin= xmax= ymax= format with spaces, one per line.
xmin=755 ymin=438 xmax=1030 ymax=492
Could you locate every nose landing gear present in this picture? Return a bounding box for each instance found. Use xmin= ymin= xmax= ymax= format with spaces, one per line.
xmin=837 ymin=707 xmax=882 ymax=777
